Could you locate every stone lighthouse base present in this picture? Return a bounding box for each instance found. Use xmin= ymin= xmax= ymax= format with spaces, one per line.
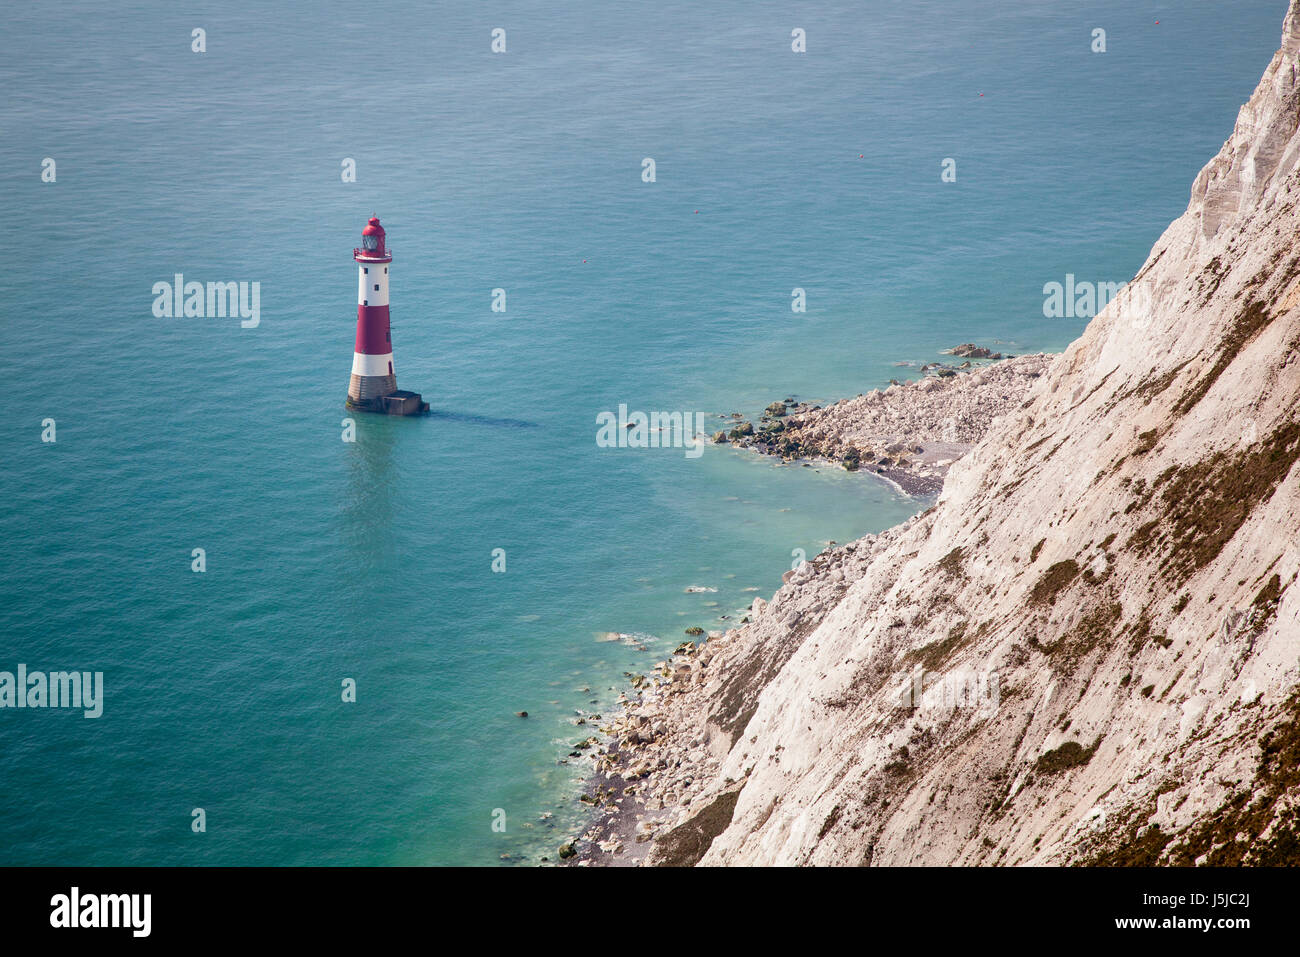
xmin=346 ymin=389 xmax=430 ymax=416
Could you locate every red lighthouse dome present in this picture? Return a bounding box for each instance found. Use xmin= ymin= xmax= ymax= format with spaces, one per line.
xmin=354 ymin=215 xmax=391 ymax=262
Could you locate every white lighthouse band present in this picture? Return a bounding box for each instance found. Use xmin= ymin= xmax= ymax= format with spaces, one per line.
xmin=351 ymin=351 xmax=395 ymax=377
xmin=357 ymin=262 xmax=389 ymax=307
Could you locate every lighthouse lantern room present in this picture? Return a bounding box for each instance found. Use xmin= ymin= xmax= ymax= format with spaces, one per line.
xmin=346 ymin=216 xmax=428 ymax=416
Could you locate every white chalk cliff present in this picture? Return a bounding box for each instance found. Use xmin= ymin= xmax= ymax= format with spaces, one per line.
xmin=645 ymin=1 xmax=1300 ymax=866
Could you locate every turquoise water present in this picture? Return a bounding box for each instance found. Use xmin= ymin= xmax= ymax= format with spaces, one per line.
xmin=0 ymin=1 xmax=1284 ymax=865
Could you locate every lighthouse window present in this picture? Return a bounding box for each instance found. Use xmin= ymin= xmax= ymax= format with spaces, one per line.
xmin=362 ymin=234 xmax=378 ymax=252
xmin=373 ymin=284 xmax=379 ymax=291
xmin=363 ymin=267 xmax=368 ymax=274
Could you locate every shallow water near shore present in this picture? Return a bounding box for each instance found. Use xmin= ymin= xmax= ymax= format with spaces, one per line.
xmin=0 ymin=1 xmax=1285 ymax=865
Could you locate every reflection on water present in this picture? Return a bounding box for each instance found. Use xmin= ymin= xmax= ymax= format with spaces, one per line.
xmin=341 ymin=415 xmax=401 ymax=571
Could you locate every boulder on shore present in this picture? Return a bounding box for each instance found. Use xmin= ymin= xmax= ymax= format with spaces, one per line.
xmin=944 ymin=343 xmax=1004 ymax=360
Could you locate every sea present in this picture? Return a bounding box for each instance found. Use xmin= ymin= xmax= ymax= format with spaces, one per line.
xmin=0 ymin=0 xmax=1284 ymax=864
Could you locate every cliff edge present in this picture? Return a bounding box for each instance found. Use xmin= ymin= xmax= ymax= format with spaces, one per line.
xmin=628 ymin=1 xmax=1300 ymax=866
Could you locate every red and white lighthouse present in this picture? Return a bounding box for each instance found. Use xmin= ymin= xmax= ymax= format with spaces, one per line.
xmin=347 ymin=216 xmax=428 ymax=415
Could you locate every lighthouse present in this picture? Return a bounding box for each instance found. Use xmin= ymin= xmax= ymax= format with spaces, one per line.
xmin=347 ymin=216 xmax=428 ymax=416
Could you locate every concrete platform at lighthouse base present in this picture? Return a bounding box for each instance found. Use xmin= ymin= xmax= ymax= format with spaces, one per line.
xmin=346 ymin=390 xmax=430 ymax=416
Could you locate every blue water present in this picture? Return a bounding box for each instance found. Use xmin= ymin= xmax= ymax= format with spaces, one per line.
xmin=0 ymin=0 xmax=1284 ymax=864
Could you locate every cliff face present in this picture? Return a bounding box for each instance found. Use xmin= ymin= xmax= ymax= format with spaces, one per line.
xmin=651 ymin=2 xmax=1300 ymax=866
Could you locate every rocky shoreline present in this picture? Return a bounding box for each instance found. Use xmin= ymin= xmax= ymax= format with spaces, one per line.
xmin=563 ymin=349 xmax=1057 ymax=865
xmin=562 ymin=636 xmax=730 ymax=866
xmin=709 ymin=353 xmax=1053 ymax=496
xmin=565 ymin=525 xmax=937 ymax=865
